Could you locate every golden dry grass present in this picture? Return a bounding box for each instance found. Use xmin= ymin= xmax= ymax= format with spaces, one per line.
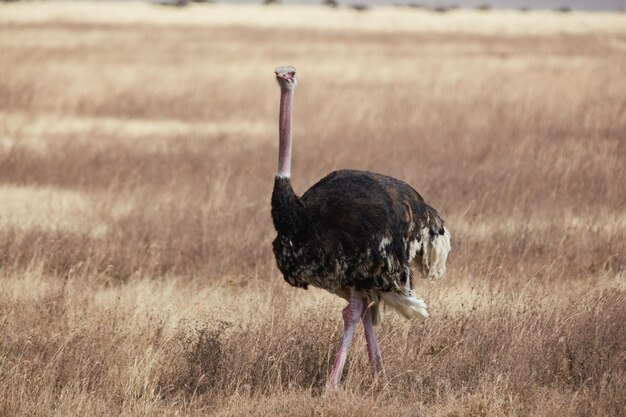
xmin=1 ymin=3 xmax=625 ymax=416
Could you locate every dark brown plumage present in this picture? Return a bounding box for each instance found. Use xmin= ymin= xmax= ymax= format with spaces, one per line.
xmin=272 ymin=169 xmax=447 ymax=306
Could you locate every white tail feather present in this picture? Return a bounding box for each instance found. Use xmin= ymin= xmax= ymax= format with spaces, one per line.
xmin=380 ymin=291 xmax=429 ymax=319
xmin=371 ymin=226 xmax=450 ymax=323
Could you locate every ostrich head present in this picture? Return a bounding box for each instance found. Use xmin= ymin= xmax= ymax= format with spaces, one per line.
xmin=275 ymin=66 xmax=297 ymax=91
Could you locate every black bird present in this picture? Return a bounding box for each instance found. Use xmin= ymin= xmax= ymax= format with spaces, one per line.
xmin=271 ymin=66 xmax=451 ymax=389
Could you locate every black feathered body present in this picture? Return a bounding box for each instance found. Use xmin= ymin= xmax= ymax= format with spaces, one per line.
xmin=271 ymin=169 xmax=450 ymax=305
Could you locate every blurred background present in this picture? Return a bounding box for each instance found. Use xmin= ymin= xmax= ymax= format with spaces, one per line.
xmin=0 ymin=1 xmax=625 ymax=416
xmin=218 ymin=0 xmax=625 ymax=10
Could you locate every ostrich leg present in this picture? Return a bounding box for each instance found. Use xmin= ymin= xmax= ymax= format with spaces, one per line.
xmin=362 ymin=306 xmax=383 ymax=375
xmin=327 ymin=287 xmax=364 ymax=390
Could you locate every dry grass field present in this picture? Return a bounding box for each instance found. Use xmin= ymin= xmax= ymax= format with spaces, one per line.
xmin=1 ymin=2 xmax=625 ymax=416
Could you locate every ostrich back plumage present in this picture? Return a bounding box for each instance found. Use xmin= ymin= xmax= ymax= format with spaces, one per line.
xmin=271 ymin=169 xmax=450 ymax=308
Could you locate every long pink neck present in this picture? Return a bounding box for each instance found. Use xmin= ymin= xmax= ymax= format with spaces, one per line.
xmin=277 ymin=88 xmax=293 ymax=178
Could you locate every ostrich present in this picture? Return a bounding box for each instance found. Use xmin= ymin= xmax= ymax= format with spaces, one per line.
xmin=271 ymin=66 xmax=451 ymax=390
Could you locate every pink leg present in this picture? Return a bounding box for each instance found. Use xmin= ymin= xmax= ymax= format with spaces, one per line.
xmin=362 ymin=306 xmax=383 ymax=375
xmin=327 ymin=288 xmax=364 ymax=390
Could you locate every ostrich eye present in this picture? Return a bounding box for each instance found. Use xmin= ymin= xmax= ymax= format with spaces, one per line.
xmin=289 ymin=72 xmax=295 ymax=77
